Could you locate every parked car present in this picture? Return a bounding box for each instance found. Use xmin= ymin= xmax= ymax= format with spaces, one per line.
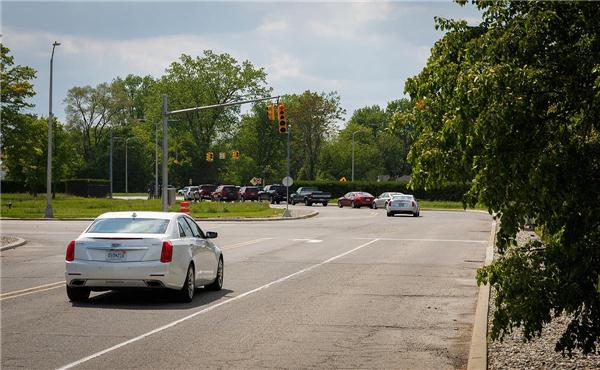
xmin=239 ymin=186 xmax=259 ymax=201
xmin=178 ymin=186 xmax=193 ymax=196
xmin=211 ymin=185 xmax=239 ymax=202
xmin=183 ymin=186 xmax=199 ymax=201
xmin=337 ymin=192 xmax=375 ymax=208
xmin=258 ymin=184 xmax=288 ymax=204
xmin=386 ymin=194 xmax=420 ymax=217
xmin=372 ymin=192 xmax=404 ymax=209
xmin=289 ymin=187 xmax=331 ymax=206
xmin=64 ymin=211 xmax=224 ymax=303
xmin=194 ymin=184 xmax=217 ymax=201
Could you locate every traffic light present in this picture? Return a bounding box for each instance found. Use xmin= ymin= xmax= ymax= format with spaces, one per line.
xmin=277 ymin=103 xmax=287 ymax=133
xmin=267 ymin=103 xmax=275 ymax=121
xmin=206 ymin=151 xmax=214 ymax=162
xmin=232 ymin=150 xmax=240 ymax=160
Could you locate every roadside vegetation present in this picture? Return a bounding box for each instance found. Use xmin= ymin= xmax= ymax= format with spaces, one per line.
xmin=0 ymin=194 xmax=282 ymax=219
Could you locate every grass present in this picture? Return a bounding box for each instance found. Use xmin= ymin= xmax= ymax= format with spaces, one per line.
xmin=0 ymin=194 xmax=283 ymax=219
xmin=112 ymin=192 xmax=149 ymax=197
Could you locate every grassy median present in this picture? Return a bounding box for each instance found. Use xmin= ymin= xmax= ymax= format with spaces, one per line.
xmin=0 ymin=194 xmax=283 ymax=219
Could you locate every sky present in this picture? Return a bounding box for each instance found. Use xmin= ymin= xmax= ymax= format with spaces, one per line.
xmin=2 ymin=1 xmax=481 ymax=124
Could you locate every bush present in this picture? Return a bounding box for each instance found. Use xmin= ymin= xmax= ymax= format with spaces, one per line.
xmin=63 ymin=179 xmax=110 ymax=198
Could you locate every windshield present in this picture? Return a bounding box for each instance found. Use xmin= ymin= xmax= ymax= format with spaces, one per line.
xmin=87 ymin=218 xmax=170 ymax=234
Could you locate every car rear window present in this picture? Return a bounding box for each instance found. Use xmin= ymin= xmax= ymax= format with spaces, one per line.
xmin=357 ymin=192 xmax=373 ymax=197
xmin=392 ymin=195 xmax=413 ymax=201
xmin=223 ymin=186 xmax=236 ymax=191
xmin=87 ymin=218 xmax=170 ymax=234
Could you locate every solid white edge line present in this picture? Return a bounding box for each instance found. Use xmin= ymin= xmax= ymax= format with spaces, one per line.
xmin=0 ymin=281 xmax=65 ymax=298
xmin=56 ymin=238 xmax=380 ymax=370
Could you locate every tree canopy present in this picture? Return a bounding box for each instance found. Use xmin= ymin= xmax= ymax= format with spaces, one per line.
xmin=405 ymin=1 xmax=600 ymax=354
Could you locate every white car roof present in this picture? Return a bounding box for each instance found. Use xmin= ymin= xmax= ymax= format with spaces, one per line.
xmin=95 ymin=211 xmax=183 ymax=220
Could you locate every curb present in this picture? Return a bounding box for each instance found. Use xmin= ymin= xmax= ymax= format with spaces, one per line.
xmin=467 ymin=220 xmax=497 ymax=370
xmin=0 ymin=211 xmax=319 ymax=222
xmin=0 ymin=237 xmax=27 ymax=252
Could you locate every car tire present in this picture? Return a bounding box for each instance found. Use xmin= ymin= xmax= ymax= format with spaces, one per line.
xmin=414 ymin=211 xmax=420 ymax=217
xmin=276 ymin=200 xmax=281 ymax=204
xmin=291 ymin=199 xmax=296 ymax=205
xmin=372 ymin=202 xmax=377 ymax=209
xmin=206 ymin=257 xmax=224 ymax=291
xmin=270 ymin=197 xmax=275 ymax=204
xmin=176 ymin=264 xmax=195 ymax=303
xmin=351 ymin=201 xmax=356 ymax=208
xmin=387 ymin=211 xmax=393 ymax=217
xmin=241 ymin=197 xmax=245 ymax=202
xmin=338 ymin=201 xmax=343 ymax=208
xmin=305 ymin=198 xmax=311 ymax=206
xmin=322 ymin=202 xmax=328 ymax=207
xmin=66 ymin=285 xmax=91 ymax=302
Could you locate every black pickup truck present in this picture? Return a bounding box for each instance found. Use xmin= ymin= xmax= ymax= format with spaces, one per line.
xmin=289 ymin=187 xmax=331 ymax=206
xmin=258 ymin=184 xmax=288 ymax=204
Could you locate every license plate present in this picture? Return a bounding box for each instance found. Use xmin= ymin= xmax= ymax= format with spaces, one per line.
xmin=106 ymin=250 xmax=126 ymax=262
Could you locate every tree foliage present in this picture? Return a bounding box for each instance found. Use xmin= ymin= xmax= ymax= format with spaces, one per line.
xmin=405 ymin=1 xmax=600 ymax=354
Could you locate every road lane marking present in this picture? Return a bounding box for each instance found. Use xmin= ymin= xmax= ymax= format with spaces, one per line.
xmin=57 ymin=238 xmax=380 ymax=370
xmin=223 ymin=238 xmax=273 ymax=250
xmin=354 ymin=237 xmax=487 ymax=243
xmin=0 ymin=281 xmax=64 ymax=300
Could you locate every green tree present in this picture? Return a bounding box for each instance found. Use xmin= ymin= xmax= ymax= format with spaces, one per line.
xmin=64 ymin=81 xmax=131 ymax=177
xmin=405 ymin=1 xmax=600 ymax=354
xmin=0 ymin=44 xmax=36 ymax=122
xmin=143 ymin=51 xmax=269 ymax=186
xmin=286 ymin=91 xmax=345 ymax=180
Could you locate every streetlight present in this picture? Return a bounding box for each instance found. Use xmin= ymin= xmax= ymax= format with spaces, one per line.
xmin=351 ymin=130 xmax=360 ymax=182
xmin=45 ymin=41 xmax=60 ymax=218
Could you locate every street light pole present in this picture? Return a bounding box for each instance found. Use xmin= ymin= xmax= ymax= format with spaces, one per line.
xmin=351 ymin=131 xmax=359 ymax=182
xmin=161 ymin=95 xmax=169 ymax=211
xmin=154 ymin=120 xmax=158 ymax=198
xmin=45 ymin=41 xmax=60 ymax=218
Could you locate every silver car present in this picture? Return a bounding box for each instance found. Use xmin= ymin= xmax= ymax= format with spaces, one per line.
xmin=372 ymin=192 xmax=403 ymax=209
xmin=386 ymin=194 xmax=420 ymax=217
xmin=65 ymin=211 xmax=224 ymax=303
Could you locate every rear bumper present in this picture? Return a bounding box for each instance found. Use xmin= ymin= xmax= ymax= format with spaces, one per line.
xmin=387 ymin=206 xmax=418 ymax=214
xmin=65 ymin=259 xmax=182 ymax=290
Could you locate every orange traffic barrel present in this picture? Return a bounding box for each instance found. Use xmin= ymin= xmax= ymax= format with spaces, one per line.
xmin=180 ymin=201 xmax=190 ymax=213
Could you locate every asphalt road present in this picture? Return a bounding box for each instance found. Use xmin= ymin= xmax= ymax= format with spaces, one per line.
xmin=1 ymin=206 xmax=492 ymax=369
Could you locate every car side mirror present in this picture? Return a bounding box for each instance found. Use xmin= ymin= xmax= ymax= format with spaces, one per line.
xmin=205 ymin=231 xmax=218 ymax=239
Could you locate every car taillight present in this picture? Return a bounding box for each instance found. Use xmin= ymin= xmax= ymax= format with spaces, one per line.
xmin=412 ymin=201 xmax=416 ymax=207
xmin=160 ymin=241 xmax=173 ymax=263
xmin=66 ymin=240 xmax=75 ymax=261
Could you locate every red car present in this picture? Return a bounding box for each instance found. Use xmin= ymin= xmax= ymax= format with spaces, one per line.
xmin=337 ymin=192 xmax=375 ymax=208
xmin=211 ymin=185 xmax=239 ymax=201
xmin=238 ymin=186 xmax=259 ymax=201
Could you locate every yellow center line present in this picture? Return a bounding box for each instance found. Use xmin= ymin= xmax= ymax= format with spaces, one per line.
xmin=0 ymin=281 xmax=65 ymax=300
xmin=223 ymin=237 xmax=273 ymax=250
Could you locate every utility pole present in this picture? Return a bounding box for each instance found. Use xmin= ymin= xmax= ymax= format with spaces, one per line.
xmin=109 ymin=130 xmax=113 ymax=198
xmin=45 ymin=41 xmax=60 ymax=218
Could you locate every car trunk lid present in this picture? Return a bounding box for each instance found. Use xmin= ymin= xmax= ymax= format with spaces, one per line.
xmin=76 ymin=234 xmax=164 ymax=262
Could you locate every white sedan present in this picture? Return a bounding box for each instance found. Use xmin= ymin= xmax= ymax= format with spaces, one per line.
xmin=386 ymin=194 xmax=420 ymax=217
xmin=65 ymin=211 xmax=223 ymax=303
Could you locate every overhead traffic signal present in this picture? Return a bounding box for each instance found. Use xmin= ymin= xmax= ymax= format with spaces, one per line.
xmin=267 ymin=103 xmax=275 ymax=121
xmin=232 ymin=150 xmax=240 ymax=160
xmin=206 ymin=151 xmax=214 ymax=162
xmin=277 ymin=103 xmax=287 ymax=134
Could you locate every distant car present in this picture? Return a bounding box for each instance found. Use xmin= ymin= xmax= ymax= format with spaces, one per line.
xmin=289 ymin=187 xmax=331 ymax=206
xmin=211 ymin=185 xmax=238 ymax=202
xmin=386 ymin=194 xmax=420 ymax=217
xmin=64 ymin=211 xmax=224 ymax=303
xmin=258 ymin=184 xmax=287 ymax=204
xmin=372 ymin=192 xmax=404 ymax=209
xmin=239 ymin=186 xmax=259 ymax=201
xmin=337 ymin=192 xmax=375 ymax=208
xmin=194 ymin=184 xmax=217 ymax=201
xmin=184 ymin=186 xmax=199 ymax=201
xmin=178 ymin=186 xmax=192 ymax=196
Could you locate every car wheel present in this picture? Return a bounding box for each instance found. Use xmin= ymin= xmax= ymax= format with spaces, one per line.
xmin=291 ymin=199 xmax=296 ymax=205
xmin=351 ymin=201 xmax=356 ymax=208
xmin=241 ymin=197 xmax=245 ymax=202
xmin=270 ymin=197 xmax=275 ymax=204
xmin=372 ymin=202 xmax=377 ymax=209
xmin=66 ymin=285 xmax=91 ymax=302
xmin=176 ymin=264 xmax=195 ymax=303
xmin=414 ymin=211 xmax=420 ymax=217
xmin=338 ymin=201 xmax=343 ymax=208
xmin=276 ymin=200 xmax=281 ymax=204
xmin=387 ymin=211 xmax=393 ymax=217
xmin=322 ymin=202 xmax=328 ymax=207
xmin=206 ymin=257 xmax=224 ymax=291
xmin=305 ymin=198 xmax=311 ymax=206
